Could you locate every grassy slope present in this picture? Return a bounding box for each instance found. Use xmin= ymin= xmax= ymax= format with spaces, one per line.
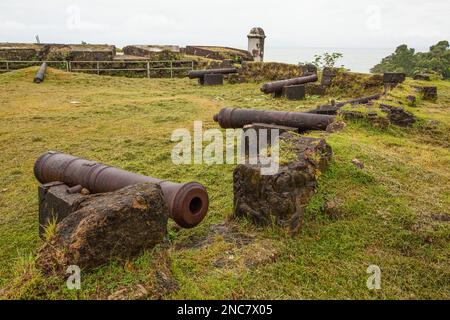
xmin=0 ymin=67 xmax=448 ymax=299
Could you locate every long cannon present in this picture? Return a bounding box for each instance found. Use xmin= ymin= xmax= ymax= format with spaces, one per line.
xmin=334 ymin=93 xmax=383 ymax=108
xmin=188 ymin=68 xmax=238 ymax=79
xmin=260 ymin=74 xmax=318 ymax=94
xmin=34 ymin=62 xmax=47 ymax=83
xmin=213 ymin=107 xmax=335 ymax=131
xmin=308 ymin=93 xmax=383 ymax=115
xmin=34 ymin=151 xmax=209 ymax=229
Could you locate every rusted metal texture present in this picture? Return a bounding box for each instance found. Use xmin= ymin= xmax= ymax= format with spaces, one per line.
xmin=334 ymin=93 xmax=383 ymax=107
xmin=33 ymin=62 xmax=47 ymax=83
xmin=34 ymin=151 xmax=209 ymax=228
xmin=307 ymin=93 xmax=383 ymax=115
xmin=260 ymin=74 xmax=318 ymax=94
xmin=188 ymin=68 xmax=238 ymax=79
xmin=213 ymin=107 xmax=335 ymax=131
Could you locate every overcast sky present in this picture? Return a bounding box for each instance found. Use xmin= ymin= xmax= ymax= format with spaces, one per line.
xmin=1 ymin=0 xmax=449 ymax=50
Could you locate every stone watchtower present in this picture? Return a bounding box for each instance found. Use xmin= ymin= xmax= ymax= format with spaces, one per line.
xmin=247 ymin=27 xmax=266 ymax=62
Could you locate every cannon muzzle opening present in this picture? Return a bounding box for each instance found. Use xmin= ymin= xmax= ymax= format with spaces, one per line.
xmin=165 ymin=181 xmax=209 ymax=228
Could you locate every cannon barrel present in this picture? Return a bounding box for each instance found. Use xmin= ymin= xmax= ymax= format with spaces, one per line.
xmin=213 ymin=107 xmax=335 ymax=131
xmin=307 ymin=93 xmax=383 ymax=115
xmin=34 ymin=151 xmax=209 ymax=229
xmin=188 ymin=68 xmax=238 ymax=79
xmin=260 ymin=74 xmax=318 ymax=94
xmin=34 ymin=62 xmax=47 ymax=83
xmin=334 ymin=93 xmax=383 ymax=108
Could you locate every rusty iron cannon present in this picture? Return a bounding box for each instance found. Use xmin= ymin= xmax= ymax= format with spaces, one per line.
xmin=213 ymin=107 xmax=335 ymax=131
xmin=188 ymin=68 xmax=238 ymax=85
xmin=34 ymin=151 xmax=209 ymax=229
xmin=260 ymin=74 xmax=318 ymax=98
xmin=34 ymin=62 xmax=47 ymax=83
xmin=307 ymin=93 xmax=383 ymax=115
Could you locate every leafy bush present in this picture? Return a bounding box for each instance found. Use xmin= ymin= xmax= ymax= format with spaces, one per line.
xmin=301 ymin=52 xmax=343 ymax=70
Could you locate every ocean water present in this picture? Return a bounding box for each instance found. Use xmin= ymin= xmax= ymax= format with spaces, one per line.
xmin=264 ymin=47 xmax=399 ymax=73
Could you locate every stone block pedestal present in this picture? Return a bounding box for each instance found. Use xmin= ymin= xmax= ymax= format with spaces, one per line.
xmin=282 ymin=84 xmax=306 ymax=100
xmin=199 ymin=74 xmax=224 ymax=85
xmin=233 ymin=133 xmax=332 ymax=235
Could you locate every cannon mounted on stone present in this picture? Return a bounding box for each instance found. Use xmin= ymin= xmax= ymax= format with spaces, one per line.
xmin=188 ymin=68 xmax=238 ymax=85
xmin=213 ymin=107 xmax=335 ymax=132
xmin=34 ymin=151 xmax=209 ymax=234
xmin=260 ymin=74 xmax=319 ymax=100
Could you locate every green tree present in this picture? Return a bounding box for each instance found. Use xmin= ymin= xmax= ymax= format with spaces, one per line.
xmin=415 ymin=41 xmax=450 ymax=79
xmin=371 ymin=44 xmax=416 ymax=74
xmin=371 ymin=41 xmax=450 ymax=79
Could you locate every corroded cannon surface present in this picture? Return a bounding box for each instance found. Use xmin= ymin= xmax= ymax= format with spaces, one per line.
xmin=34 ymin=62 xmax=47 ymax=83
xmin=260 ymin=74 xmax=318 ymax=94
xmin=34 ymin=151 xmax=209 ymax=228
xmin=213 ymin=107 xmax=335 ymax=131
xmin=307 ymin=93 xmax=383 ymax=115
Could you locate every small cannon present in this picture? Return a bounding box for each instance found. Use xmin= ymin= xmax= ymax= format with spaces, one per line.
xmin=260 ymin=74 xmax=318 ymax=100
xmin=307 ymin=93 xmax=383 ymax=115
xmin=213 ymin=107 xmax=335 ymax=131
xmin=34 ymin=151 xmax=209 ymax=229
xmin=34 ymin=62 xmax=47 ymax=83
xmin=188 ymin=68 xmax=238 ymax=85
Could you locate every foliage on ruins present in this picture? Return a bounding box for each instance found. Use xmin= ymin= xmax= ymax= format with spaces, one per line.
xmin=303 ymin=52 xmax=344 ymax=70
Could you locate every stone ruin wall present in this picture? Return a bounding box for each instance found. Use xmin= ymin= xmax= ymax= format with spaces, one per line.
xmin=0 ymin=42 xmax=385 ymax=93
xmin=122 ymin=45 xmax=182 ymax=61
xmin=228 ymin=61 xmax=304 ymax=84
xmin=185 ymin=45 xmax=254 ymax=62
xmin=0 ymin=43 xmax=116 ymax=62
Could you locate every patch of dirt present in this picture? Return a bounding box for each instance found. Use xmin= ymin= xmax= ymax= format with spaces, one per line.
xmin=351 ymin=158 xmax=365 ymax=169
xmin=242 ymin=241 xmax=279 ymax=268
xmin=108 ymin=284 xmax=148 ymax=300
xmin=212 ymin=240 xmax=279 ymax=270
xmin=212 ymin=252 xmax=237 ymax=268
xmin=107 ymin=250 xmax=179 ymax=300
xmin=155 ymin=269 xmax=179 ymax=296
xmin=324 ymin=199 xmax=344 ymax=220
xmin=174 ymin=222 xmax=255 ymax=250
xmin=326 ymin=120 xmax=347 ymax=133
xmin=431 ymin=214 xmax=450 ymax=222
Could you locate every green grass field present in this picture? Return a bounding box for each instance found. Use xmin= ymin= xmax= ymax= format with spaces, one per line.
xmin=0 ymin=67 xmax=448 ymax=299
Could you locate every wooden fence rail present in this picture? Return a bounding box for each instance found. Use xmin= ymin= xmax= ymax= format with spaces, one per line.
xmin=0 ymin=60 xmax=195 ymax=78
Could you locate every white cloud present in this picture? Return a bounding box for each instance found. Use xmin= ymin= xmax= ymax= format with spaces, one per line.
xmin=66 ymin=5 xmax=110 ymax=31
xmin=126 ymin=13 xmax=177 ymax=30
xmin=0 ymin=0 xmax=448 ymax=48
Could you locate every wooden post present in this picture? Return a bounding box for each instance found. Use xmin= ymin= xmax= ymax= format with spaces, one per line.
xmin=147 ymin=61 xmax=150 ymax=78
xmin=170 ymin=61 xmax=173 ymax=78
xmin=97 ymin=62 xmax=100 ymax=75
xmin=6 ymin=61 xmax=9 ymax=72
